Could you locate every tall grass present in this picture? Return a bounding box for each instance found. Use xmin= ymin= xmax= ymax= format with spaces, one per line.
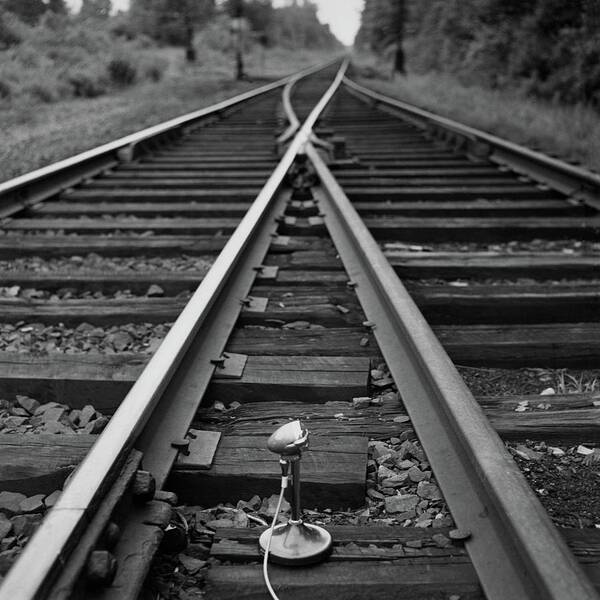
xmin=352 ymin=54 xmax=600 ymax=174
xmin=0 ymin=45 xmax=332 ymax=182
xmin=0 ymin=14 xmax=168 ymax=106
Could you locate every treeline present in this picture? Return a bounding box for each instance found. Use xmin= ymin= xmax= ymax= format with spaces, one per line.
xmin=356 ymin=0 xmax=600 ymax=107
xmin=0 ymin=0 xmax=112 ymax=27
xmin=0 ymin=0 xmax=338 ymax=104
xmin=129 ymin=0 xmax=339 ymax=52
xmin=0 ymin=0 xmax=167 ymax=103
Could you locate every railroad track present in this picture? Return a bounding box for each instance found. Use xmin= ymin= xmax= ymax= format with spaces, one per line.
xmin=0 ymin=59 xmax=599 ymax=599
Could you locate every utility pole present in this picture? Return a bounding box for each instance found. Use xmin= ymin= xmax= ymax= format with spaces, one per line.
xmin=231 ymin=0 xmax=245 ymax=80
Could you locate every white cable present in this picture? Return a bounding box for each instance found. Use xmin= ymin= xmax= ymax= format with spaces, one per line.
xmin=262 ymin=475 xmax=288 ymax=600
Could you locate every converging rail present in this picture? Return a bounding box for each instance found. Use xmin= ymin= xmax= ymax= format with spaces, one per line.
xmin=1 ymin=57 xmax=600 ymax=600
xmin=298 ymin=77 xmax=600 ymax=599
xmin=304 ymin=140 xmax=596 ymax=600
xmin=0 ymin=60 xmax=344 ymax=599
xmin=0 ymin=60 xmax=336 ymax=221
xmin=343 ymin=77 xmax=600 ymax=209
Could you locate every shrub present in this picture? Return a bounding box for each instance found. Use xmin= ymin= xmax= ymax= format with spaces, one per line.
xmin=0 ymin=79 xmax=12 ymax=99
xmin=140 ymin=55 xmax=168 ymax=82
xmin=0 ymin=13 xmax=25 ymax=49
xmin=145 ymin=63 xmax=164 ymax=82
xmin=110 ymin=15 xmax=137 ymax=40
xmin=25 ymin=83 xmax=56 ymax=102
xmin=67 ymin=70 xmax=107 ymax=97
xmin=356 ymin=64 xmax=386 ymax=80
xmin=107 ymin=56 xmax=137 ymax=86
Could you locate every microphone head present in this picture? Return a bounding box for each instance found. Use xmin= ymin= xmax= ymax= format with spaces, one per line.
xmin=267 ymin=420 xmax=309 ymax=456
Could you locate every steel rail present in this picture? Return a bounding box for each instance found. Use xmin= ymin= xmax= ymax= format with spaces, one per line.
xmin=282 ymin=58 xmax=344 ymax=143
xmin=343 ymin=76 xmax=600 ymax=208
xmin=276 ymin=58 xmax=343 ymax=144
xmin=276 ymin=77 xmax=301 ymax=144
xmin=304 ymin=138 xmax=598 ymax=599
xmin=0 ymin=61 xmax=338 ymax=220
xmin=0 ymin=58 xmax=349 ymax=600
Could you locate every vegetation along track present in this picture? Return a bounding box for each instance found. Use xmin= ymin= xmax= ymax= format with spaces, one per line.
xmin=1 ymin=58 xmax=600 ymax=600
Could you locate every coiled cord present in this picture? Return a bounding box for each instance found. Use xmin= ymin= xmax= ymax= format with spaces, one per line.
xmin=262 ymin=471 xmax=289 ymax=600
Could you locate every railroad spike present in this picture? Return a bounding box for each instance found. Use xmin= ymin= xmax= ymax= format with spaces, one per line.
xmin=171 ymin=439 xmax=191 ymax=456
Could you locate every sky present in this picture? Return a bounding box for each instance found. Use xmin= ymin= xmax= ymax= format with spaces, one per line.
xmin=65 ymin=0 xmax=364 ymax=46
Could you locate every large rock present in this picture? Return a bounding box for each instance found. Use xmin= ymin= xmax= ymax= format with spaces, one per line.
xmin=381 ymin=472 xmax=409 ymax=488
xmin=417 ymin=481 xmax=443 ymax=501
xmin=384 ymin=494 xmax=419 ymax=514
xmin=0 ymin=492 xmax=26 ymax=517
xmin=16 ymin=395 xmax=39 ymax=415
xmin=19 ymin=494 xmax=46 ymax=515
xmin=369 ymin=441 xmax=391 ymax=461
xmin=377 ymin=465 xmax=396 ymax=483
xmin=44 ymin=490 xmax=61 ymax=509
xmin=0 ymin=514 xmax=12 ymax=541
xmin=78 ymin=404 xmax=97 ymax=428
xmin=41 ymin=406 xmax=66 ymax=424
xmin=11 ymin=513 xmax=42 ymax=537
xmin=407 ymin=466 xmax=428 ymax=482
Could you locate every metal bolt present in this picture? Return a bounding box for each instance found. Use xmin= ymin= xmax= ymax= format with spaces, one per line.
xmin=449 ymin=528 xmax=472 ymax=541
xmin=101 ymin=522 xmax=121 ymax=550
xmin=132 ymin=470 xmax=156 ymax=504
xmin=171 ymin=439 xmax=190 ymax=456
xmin=86 ymin=550 xmax=117 ymax=587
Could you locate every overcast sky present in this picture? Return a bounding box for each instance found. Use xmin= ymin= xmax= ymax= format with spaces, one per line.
xmin=65 ymin=0 xmax=364 ymax=46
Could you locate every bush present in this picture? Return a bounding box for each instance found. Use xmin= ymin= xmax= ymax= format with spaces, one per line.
xmin=67 ymin=70 xmax=107 ymax=97
xmin=0 ymin=15 xmax=173 ymax=107
xmin=24 ymin=82 xmax=57 ymax=102
xmin=110 ymin=14 xmax=137 ymax=40
xmin=107 ymin=56 xmax=137 ymax=86
xmin=0 ymin=13 xmax=25 ymax=49
xmin=400 ymin=0 xmax=600 ymax=107
xmin=0 ymin=79 xmax=12 ymax=99
xmin=145 ymin=63 xmax=164 ymax=82
xmin=140 ymin=55 xmax=168 ymax=82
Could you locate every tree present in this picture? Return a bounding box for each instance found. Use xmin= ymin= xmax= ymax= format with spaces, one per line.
xmin=129 ymin=0 xmax=214 ymax=61
xmin=80 ymin=0 xmax=111 ymax=20
xmin=364 ymin=0 xmax=600 ymax=106
xmin=355 ymin=0 xmax=406 ymax=75
xmin=243 ymin=0 xmax=274 ymax=44
xmin=1 ymin=0 xmax=47 ymax=25
xmin=267 ymin=1 xmax=338 ymax=49
xmin=0 ymin=11 xmax=24 ymax=48
xmin=47 ymin=0 xmax=68 ymax=14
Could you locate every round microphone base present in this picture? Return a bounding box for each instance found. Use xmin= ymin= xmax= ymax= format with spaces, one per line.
xmin=258 ymin=520 xmax=332 ymax=566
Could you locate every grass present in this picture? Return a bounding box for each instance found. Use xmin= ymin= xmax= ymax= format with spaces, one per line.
xmin=351 ymin=54 xmax=600 ymax=174
xmin=0 ymin=47 xmax=329 ymax=183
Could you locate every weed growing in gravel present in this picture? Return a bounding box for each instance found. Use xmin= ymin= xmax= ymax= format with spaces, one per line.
xmin=554 ymin=370 xmax=599 ymax=395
